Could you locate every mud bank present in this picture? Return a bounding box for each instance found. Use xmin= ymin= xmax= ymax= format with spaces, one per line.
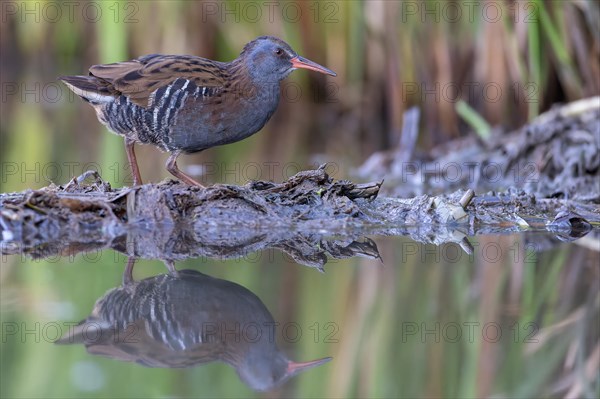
xmin=2 ymin=165 xmax=597 ymax=266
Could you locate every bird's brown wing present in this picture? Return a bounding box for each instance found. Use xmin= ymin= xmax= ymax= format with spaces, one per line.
xmin=89 ymin=54 xmax=228 ymax=108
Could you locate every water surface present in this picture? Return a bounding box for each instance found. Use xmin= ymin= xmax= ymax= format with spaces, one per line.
xmin=1 ymin=231 xmax=598 ymax=398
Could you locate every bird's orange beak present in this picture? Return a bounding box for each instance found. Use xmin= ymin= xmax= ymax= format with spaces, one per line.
xmin=291 ymin=56 xmax=337 ymax=76
xmin=286 ymin=356 xmax=332 ymax=376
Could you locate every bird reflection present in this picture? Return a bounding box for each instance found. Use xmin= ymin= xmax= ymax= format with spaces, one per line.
xmin=56 ymin=260 xmax=331 ymax=391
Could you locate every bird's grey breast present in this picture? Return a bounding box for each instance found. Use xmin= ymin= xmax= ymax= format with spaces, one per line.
xmin=164 ymin=78 xmax=281 ymax=153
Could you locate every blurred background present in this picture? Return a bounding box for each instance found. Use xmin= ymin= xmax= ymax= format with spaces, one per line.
xmin=1 ymin=1 xmax=599 ymax=398
xmin=1 ymin=0 xmax=599 ymax=190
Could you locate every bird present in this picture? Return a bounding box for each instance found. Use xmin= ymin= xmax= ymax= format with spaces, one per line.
xmin=60 ymin=36 xmax=336 ymax=187
xmin=55 ymin=263 xmax=332 ymax=391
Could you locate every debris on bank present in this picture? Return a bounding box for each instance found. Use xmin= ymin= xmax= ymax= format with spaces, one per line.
xmin=356 ymin=97 xmax=600 ymax=202
xmin=1 ymin=164 xmax=597 ymax=265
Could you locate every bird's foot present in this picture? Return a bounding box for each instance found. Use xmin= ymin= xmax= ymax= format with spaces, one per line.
xmin=166 ymin=151 xmax=206 ymax=188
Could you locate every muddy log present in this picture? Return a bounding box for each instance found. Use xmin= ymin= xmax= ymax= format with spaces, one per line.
xmin=1 ymin=163 xmax=598 ymax=265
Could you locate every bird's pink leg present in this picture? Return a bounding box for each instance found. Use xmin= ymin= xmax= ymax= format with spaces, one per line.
xmin=166 ymin=151 xmax=205 ymax=188
xmin=122 ymin=257 xmax=136 ymax=285
xmin=124 ymin=138 xmax=143 ymax=186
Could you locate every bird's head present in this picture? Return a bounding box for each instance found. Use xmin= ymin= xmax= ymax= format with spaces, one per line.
xmin=236 ymin=351 xmax=332 ymax=391
xmin=240 ymin=36 xmax=336 ymax=83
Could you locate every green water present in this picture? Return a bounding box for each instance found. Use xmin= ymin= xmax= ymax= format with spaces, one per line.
xmin=1 ymin=233 xmax=597 ymax=398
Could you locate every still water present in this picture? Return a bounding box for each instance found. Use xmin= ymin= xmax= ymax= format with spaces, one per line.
xmin=1 ymin=231 xmax=598 ymax=398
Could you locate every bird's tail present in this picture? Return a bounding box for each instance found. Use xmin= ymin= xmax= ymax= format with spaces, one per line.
xmin=60 ymin=75 xmax=117 ymax=104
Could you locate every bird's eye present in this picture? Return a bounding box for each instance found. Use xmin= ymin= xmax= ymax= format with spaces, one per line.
xmin=275 ymin=48 xmax=283 ymax=56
